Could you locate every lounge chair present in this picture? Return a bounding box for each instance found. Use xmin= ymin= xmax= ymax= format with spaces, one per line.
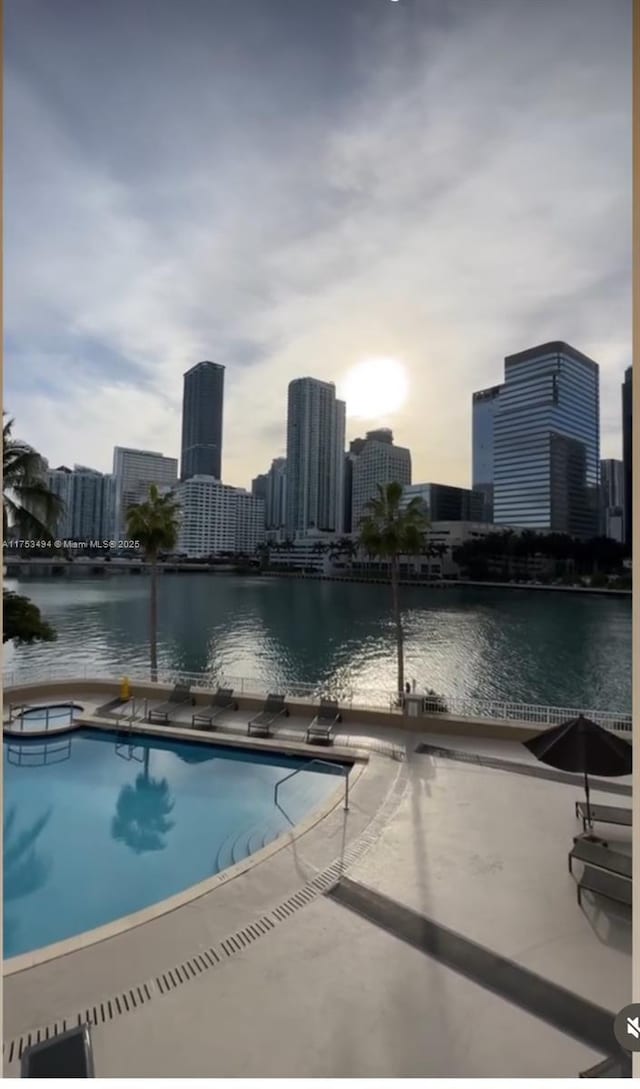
xmin=568 ymin=839 xmax=631 ymax=880
xmin=575 ymin=801 xmax=632 ymax=833
xmin=576 ymin=865 xmax=631 ymax=910
xmin=247 ymin=694 xmax=288 ymax=737
xmin=147 ymin=682 xmax=192 ymax=725
xmin=306 ymin=698 xmax=342 ymax=744
xmin=21 ymin=1023 xmax=95 ymax=1077
xmin=192 ymin=687 xmax=239 ymax=729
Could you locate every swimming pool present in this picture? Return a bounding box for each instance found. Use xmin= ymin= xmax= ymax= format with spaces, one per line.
xmin=3 ymin=729 xmax=346 ymax=959
xmin=6 ymin=702 xmax=84 ymax=732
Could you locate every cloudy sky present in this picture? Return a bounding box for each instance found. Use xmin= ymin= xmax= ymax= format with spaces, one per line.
xmin=5 ymin=0 xmax=631 ymax=489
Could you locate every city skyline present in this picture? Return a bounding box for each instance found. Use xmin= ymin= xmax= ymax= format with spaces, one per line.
xmin=5 ymin=0 xmax=631 ymax=486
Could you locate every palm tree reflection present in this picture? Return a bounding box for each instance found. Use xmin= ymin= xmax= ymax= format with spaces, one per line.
xmin=111 ymin=750 xmax=175 ymax=854
xmin=4 ymin=805 xmax=52 ymax=900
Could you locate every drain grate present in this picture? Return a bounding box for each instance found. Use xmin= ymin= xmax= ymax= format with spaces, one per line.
xmin=4 ymin=757 xmax=409 ymax=1075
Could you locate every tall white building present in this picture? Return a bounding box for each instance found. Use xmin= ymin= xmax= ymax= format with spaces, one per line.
xmin=286 ymin=378 xmax=345 ymax=538
xmin=112 ymin=447 xmax=178 ymax=539
xmin=177 ymin=476 xmax=265 ymax=557
xmin=351 ymin=429 xmax=412 ymax=531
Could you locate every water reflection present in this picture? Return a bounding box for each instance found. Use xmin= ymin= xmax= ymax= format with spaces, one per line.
xmin=4 ymin=805 xmax=53 ymax=900
xmin=111 ymin=750 xmax=175 ymax=855
xmin=5 ymin=575 xmax=632 ymax=711
xmin=4 ymin=804 xmax=53 ymax=951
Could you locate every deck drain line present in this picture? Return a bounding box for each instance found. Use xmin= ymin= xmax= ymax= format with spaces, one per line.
xmin=3 ymin=756 xmax=409 ymax=1073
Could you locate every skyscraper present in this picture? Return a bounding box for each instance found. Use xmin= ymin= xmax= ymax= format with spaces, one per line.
xmin=265 ymin=458 xmax=287 ymax=531
xmin=285 ymin=377 xmax=345 ymax=537
xmin=492 ymin=342 xmax=600 ymax=539
xmin=622 ymin=366 xmax=632 ymax=551
xmin=180 ymin=361 xmax=225 ymax=481
xmin=471 ymin=385 xmax=502 ymax=522
xmin=113 ymin=447 xmax=178 ymax=539
xmin=599 ymin=458 xmax=624 ymax=543
xmin=350 ymin=429 xmax=412 ymax=531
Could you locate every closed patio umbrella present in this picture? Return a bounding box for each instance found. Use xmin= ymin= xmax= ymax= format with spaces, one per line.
xmin=524 ymin=714 xmax=631 ymax=835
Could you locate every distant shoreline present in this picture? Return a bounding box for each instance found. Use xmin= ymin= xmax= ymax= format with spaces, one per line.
xmin=3 ymin=561 xmax=631 ymax=597
xmin=258 ymin=571 xmax=632 ymax=597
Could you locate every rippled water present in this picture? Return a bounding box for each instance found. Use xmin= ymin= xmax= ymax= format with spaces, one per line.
xmin=4 ymin=575 xmax=632 ymax=711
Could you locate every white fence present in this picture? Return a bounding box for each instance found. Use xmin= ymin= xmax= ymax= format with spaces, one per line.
xmin=2 ymin=664 xmax=632 ymax=734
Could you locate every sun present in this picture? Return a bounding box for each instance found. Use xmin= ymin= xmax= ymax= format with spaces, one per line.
xmin=340 ymin=357 xmax=409 ymax=420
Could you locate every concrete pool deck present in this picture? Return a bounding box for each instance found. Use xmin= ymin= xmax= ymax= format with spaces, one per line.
xmin=2 ymin=687 xmax=632 ymax=1077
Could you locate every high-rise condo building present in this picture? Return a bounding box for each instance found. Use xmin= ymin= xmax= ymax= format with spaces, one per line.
xmin=472 ymin=385 xmax=502 ymax=522
xmin=285 ymin=377 xmax=345 ymax=537
xmin=350 ymin=429 xmax=411 ymax=531
xmin=180 ymin=361 xmax=225 ymax=481
xmin=113 ymin=447 xmax=178 ymax=539
xmin=492 ymin=342 xmax=600 ymax=539
xmin=70 ymin=465 xmax=114 ymax=541
xmin=622 ymin=366 xmax=632 ymax=551
xmin=45 ymin=466 xmax=74 ymax=538
xmin=45 ymin=465 xmax=114 ymax=542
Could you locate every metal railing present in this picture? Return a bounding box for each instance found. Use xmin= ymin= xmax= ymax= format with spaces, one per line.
xmin=5 ymin=702 xmax=80 ymax=733
xmin=2 ymin=665 xmax=632 ymax=735
xmin=274 ymin=759 xmax=350 ymax=812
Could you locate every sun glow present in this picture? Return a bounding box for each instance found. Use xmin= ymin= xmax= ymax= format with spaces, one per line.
xmin=340 ymin=357 xmax=409 ymax=420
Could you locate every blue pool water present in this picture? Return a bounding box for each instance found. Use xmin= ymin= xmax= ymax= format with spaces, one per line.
xmin=3 ymin=729 xmax=345 ymax=959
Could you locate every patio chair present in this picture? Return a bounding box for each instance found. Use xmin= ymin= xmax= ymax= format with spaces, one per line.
xmin=21 ymin=1023 xmax=95 ymax=1077
xmin=247 ymin=694 xmax=288 ymax=737
xmin=575 ymin=801 xmax=632 ymax=833
xmin=568 ymin=839 xmax=631 ymax=880
xmin=192 ymin=687 xmax=239 ymax=729
xmin=306 ymin=698 xmax=342 ymax=745
xmin=147 ymin=682 xmax=193 ymax=725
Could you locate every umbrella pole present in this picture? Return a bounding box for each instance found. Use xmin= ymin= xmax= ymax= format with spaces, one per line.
xmin=584 ymin=768 xmax=592 ymax=830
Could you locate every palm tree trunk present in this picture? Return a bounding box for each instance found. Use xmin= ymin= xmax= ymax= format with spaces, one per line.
xmin=149 ymin=558 xmax=158 ymax=683
xmin=390 ymin=556 xmax=404 ymax=700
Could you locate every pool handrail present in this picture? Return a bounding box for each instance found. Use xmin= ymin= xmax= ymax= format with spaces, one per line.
xmin=274 ymin=757 xmax=350 ymax=812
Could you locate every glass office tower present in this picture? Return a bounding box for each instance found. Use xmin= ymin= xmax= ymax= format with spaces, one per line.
xmin=472 ymin=385 xmax=502 ymax=522
xmin=493 ymin=342 xmax=599 ymax=539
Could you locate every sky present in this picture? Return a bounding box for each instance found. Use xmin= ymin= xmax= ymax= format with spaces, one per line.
xmin=5 ymin=0 xmax=632 ymax=489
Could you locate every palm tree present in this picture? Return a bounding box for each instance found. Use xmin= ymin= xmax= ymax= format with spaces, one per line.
xmin=125 ymin=484 xmax=181 ymax=682
xmin=3 ymin=416 xmax=63 ymax=538
xmin=358 ymin=482 xmax=429 ymax=700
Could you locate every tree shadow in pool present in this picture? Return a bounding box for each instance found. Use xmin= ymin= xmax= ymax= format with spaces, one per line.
xmin=4 ymin=805 xmax=53 ymax=952
xmin=111 ymin=752 xmax=176 ymax=855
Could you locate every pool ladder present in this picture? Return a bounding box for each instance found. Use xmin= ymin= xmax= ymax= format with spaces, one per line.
xmin=274 ymin=758 xmax=351 ymax=815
